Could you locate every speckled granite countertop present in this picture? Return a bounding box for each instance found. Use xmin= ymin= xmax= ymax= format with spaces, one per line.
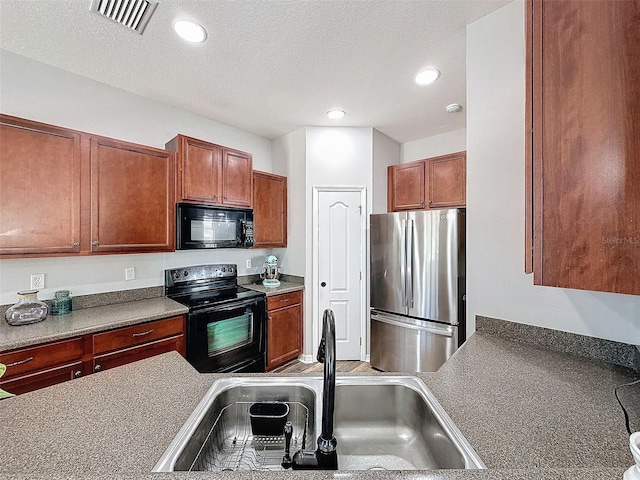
xmin=245 ymin=281 xmax=304 ymax=296
xmin=0 ymin=297 xmax=188 ymax=352
xmin=0 ymin=334 xmax=637 ymax=479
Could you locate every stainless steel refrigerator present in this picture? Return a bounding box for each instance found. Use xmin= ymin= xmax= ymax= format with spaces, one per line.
xmin=369 ymin=209 xmax=465 ymax=372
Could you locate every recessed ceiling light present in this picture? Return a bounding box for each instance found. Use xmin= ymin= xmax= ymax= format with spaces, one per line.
xmin=173 ymin=19 xmax=207 ymax=43
xmin=415 ymin=68 xmax=440 ymax=85
xmin=326 ymin=109 xmax=346 ymax=119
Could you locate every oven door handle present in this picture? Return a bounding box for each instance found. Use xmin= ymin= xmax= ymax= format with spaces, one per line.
xmin=192 ymin=297 xmax=262 ymax=315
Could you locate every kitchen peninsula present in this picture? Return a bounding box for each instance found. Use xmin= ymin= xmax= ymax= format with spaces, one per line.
xmin=0 ymin=309 xmax=637 ymax=480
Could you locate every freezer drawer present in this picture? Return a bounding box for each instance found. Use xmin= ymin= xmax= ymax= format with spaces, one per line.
xmin=370 ymin=310 xmax=457 ymax=373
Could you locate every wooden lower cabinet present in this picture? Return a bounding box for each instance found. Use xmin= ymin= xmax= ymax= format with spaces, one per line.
xmin=93 ymin=336 xmax=184 ymax=373
xmin=266 ymin=291 xmax=303 ymax=372
xmin=0 ymin=315 xmax=186 ymax=395
xmin=0 ymin=362 xmax=83 ymax=396
xmin=92 ymin=315 xmax=185 ymax=373
xmin=0 ymin=338 xmax=84 ymax=395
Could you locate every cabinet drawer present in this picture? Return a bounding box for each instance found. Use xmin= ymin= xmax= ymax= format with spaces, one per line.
xmin=0 ymin=338 xmax=84 ymax=380
xmin=93 ymin=335 xmax=184 ymax=373
xmin=93 ymin=316 xmax=184 ymax=355
xmin=267 ymin=290 xmax=302 ymax=311
xmin=0 ymin=362 xmax=83 ymax=396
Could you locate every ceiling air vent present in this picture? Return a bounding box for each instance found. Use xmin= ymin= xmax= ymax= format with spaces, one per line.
xmin=90 ymin=0 xmax=158 ymax=35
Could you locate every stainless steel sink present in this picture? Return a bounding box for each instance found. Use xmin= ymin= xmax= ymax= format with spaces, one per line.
xmin=153 ymin=376 xmax=485 ymax=472
xmin=334 ymin=377 xmax=482 ymax=470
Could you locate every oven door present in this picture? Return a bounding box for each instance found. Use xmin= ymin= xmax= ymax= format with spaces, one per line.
xmin=186 ymin=296 xmax=266 ymax=373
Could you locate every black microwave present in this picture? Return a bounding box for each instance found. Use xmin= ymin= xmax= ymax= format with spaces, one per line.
xmin=176 ymin=203 xmax=254 ymax=249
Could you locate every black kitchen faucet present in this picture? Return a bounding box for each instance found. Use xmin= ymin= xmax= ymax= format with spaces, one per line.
xmin=290 ymin=309 xmax=338 ymax=470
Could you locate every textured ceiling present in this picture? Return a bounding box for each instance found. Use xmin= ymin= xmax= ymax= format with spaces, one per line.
xmin=0 ymin=0 xmax=510 ymax=143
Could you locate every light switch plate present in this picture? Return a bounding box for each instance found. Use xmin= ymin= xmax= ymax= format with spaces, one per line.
xmin=246 ymin=259 xmax=251 ymax=268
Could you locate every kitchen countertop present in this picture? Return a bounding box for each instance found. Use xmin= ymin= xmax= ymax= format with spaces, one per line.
xmin=1 ymin=331 xmax=637 ymax=479
xmin=0 ymin=297 xmax=188 ymax=352
xmin=245 ymin=281 xmax=304 ymax=296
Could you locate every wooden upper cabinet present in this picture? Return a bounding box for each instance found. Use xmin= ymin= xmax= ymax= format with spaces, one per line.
xmin=182 ymin=137 xmax=220 ymax=204
xmin=253 ymin=171 xmax=287 ymax=248
xmin=90 ymin=136 xmax=175 ymax=253
xmin=428 ymin=152 xmax=466 ymax=209
xmin=0 ymin=115 xmax=82 ymax=255
xmin=387 ymin=161 xmax=426 ymax=211
xmin=387 ymin=152 xmax=466 ymax=212
xmin=527 ymin=0 xmax=640 ymax=295
xmin=166 ymin=134 xmax=253 ymax=208
xmin=221 ymin=148 xmax=253 ymax=208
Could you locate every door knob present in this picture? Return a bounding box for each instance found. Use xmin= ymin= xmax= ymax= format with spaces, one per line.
xmin=320 ymin=282 xmax=326 ymax=287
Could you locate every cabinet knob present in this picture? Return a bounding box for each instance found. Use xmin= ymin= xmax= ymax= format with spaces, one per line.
xmin=268 ymin=316 xmax=272 ymax=321
xmin=224 ymin=195 xmax=228 ymax=200
xmin=74 ymin=370 xmax=82 ymax=378
xmin=91 ymin=241 xmax=99 ymax=246
xmin=94 ymin=364 xmax=102 ymax=372
xmin=73 ymin=241 xmax=80 ymax=247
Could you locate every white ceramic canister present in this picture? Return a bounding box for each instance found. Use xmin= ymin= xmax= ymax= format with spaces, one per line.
xmin=623 ymin=432 xmax=640 ymax=480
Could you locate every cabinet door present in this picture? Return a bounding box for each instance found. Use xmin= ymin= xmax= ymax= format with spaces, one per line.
xmin=93 ymin=316 xmax=185 ymax=355
xmin=0 ymin=337 xmax=85 ymax=395
xmin=181 ymin=137 xmax=221 ymax=204
xmin=428 ymin=152 xmax=466 ymax=208
xmin=0 ymin=362 xmax=83 ymax=396
xmin=529 ymin=0 xmax=640 ymax=295
xmin=90 ymin=136 xmax=175 ymax=253
xmin=253 ymin=171 xmax=287 ymax=247
xmin=221 ymin=149 xmax=253 ymax=208
xmin=93 ymin=335 xmax=184 ymax=373
xmin=0 ymin=115 xmax=82 ymax=255
xmin=387 ymin=161 xmax=425 ymax=211
xmin=266 ymin=291 xmax=303 ymax=371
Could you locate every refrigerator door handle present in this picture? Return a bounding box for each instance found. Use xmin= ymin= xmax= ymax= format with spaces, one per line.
xmin=372 ymin=311 xmax=455 ymax=337
xmin=406 ymin=218 xmax=414 ymax=308
xmin=400 ymin=218 xmax=407 ymax=308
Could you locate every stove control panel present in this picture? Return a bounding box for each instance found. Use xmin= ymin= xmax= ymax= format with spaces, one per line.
xmin=165 ymin=264 xmax=236 ymax=286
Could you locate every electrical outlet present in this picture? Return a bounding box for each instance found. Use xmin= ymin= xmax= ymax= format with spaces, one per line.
xmin=246 ymin=259 xmax=251 ymax=268
xmin=125 ymin=267 xmax=135 ymax=281
xmin=30 ymin=273 xmax=45 ymax=289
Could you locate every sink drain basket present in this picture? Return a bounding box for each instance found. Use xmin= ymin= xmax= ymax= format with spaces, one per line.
xmin=188 ymin=401 xmax=309 ymax=471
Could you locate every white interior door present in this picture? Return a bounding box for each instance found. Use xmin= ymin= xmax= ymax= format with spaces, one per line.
xmin=316 ymin=188 xmax=364 ymax=360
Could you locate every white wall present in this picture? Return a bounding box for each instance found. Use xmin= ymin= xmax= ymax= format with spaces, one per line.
xmin=466 ymin=0 xmax=640 ymax=345
xmin=372 ymin=129 xmax=400 ymax=214
xmin=271 ymin=129 xmax=306 ymax=276
xmin=401 ymin=128 xmax=466 ymax=163
xmin=0 ymin=50 xmax=275 ymax=304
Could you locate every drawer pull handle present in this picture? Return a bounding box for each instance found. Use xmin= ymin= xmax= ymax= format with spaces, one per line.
xmin=74 ymin=370 xmax=82 ymax=378
xmin=6 ymin=356 xmax=34 ymax=367
xmin=132 ymin=329 xmax=154 ymax=338
xmin=94 ymin=364 xmax=101 ymax=372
